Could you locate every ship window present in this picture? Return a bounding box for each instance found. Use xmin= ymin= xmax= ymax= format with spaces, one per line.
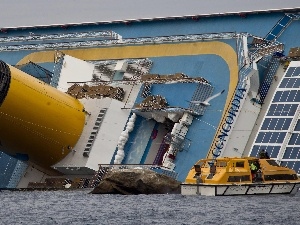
xmin=267 ymin=104 xmax=282 ymax=116
xmin=282 ymin=118 xmax=292 ymax=130
xmin=295 ymin=67 xmax=300 ymax=77
xmin=261 ymin=118 xmax=292 ymax=131
xmin=293 ymin=161 xmax=300 ymax=173
xmin=266 ymin=160 xmax=280 ymax=167
xmin=264 ymin=174 xmax=298 ymax=181
xmin=268 ymin=146 xmax=280 ymax=158
xmin=227 ymin=175 xmax=250 ymax=182
xmin=216 ymin=161 xmax=227 ymax=167
xmin=283 ymin=147 xmax=293 ymax=159
xmin=272 ymin=90 xmax=300 ymax=103
xmin=273 ymin=91 xmax=289 ymax=102
xmin=280 ymin=78 xmax=300 ymax=88
xmin=279 ymin=78 xmax=290 ymax=88
xmin=292 ymin=90 xmax=300 ymax=102
xmin=294 ymin=120 xmax=300 ymax=131
xmin=283 ymin=104 xmax=298 ymax=116
xmin=257 ymin=132 xmax=286 ymax=143
xmin=285 ymin=67 xmax=297 ymax=77
xmin=235 ymin=162 xmax=244 ymax=167
xmin=288 ymin=133 xmax=300 ymax=145
xmin=291 ymin=148 xmax=300 ymax=158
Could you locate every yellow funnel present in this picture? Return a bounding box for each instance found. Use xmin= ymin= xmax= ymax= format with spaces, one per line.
xmin=0 ymin=61 xmax=85 ymax=168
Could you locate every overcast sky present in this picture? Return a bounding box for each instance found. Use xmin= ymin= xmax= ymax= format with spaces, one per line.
xmin=1 ymin=0 xmax=300 ymax=27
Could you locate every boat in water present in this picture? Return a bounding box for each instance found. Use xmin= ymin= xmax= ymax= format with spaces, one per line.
xmin=181 ymin=157 xmax=300 ymax=196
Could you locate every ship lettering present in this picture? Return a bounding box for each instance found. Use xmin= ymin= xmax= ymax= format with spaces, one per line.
xmin=213 ymin=88 xmax=247 ymax=156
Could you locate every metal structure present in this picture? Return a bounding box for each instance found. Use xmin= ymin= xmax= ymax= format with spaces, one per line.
xmin=0 ymin=32 xmax=244 ymax=52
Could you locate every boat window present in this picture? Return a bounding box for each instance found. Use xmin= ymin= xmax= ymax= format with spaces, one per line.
xmin=217 ymin=161 xmax=227 ymax=167
xmin=264 ymin=174 xmax=298 ymax=181
xmin=227 ymin=175 xmax=250 ymax=182
xmin=266 ymin=160 xmax=280 ymax=167
xmin=235 ymin=161 xmax=244 ymax=167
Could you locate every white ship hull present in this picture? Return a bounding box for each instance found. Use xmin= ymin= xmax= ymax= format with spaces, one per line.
xmin=181 ymin=182 xmax=300 ymax=196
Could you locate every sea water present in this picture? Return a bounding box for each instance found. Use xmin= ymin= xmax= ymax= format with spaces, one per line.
xmin=0 ymin=190 xmax=299 ymax=225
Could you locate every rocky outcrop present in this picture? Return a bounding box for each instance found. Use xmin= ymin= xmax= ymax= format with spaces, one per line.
xmin=91 ymin=169 xmax=181 ymax=194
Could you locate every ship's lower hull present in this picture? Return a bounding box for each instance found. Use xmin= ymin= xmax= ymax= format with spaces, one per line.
xmin=181 ymin=182 xmax=300 ymax=196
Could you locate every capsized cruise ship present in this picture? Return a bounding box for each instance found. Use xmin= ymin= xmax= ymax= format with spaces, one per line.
xmin=0 ymin=7 xmax=300 ymax=188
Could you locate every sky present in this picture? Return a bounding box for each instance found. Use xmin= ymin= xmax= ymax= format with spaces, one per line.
xmin=1 ymin=0 xmax=300 ymax=27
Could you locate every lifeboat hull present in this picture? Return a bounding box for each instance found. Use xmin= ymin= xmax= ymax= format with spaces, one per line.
xmin=181 ymin=182 xmax=300 ymax=196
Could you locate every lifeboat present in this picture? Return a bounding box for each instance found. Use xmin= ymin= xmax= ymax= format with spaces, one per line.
xmin=181 ymin=157 xmax=300 ymax=196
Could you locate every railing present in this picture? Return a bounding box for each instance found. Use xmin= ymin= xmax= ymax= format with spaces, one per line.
xmin=0 ymin=30 xmax=120 ymax=43
xmin=0 ymin=32 xmax=245 ymax=52
xmin=265 ymin=14 xmax=295 ymax=41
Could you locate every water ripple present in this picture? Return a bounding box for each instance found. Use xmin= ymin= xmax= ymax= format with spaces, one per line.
xmin=0 ymin=190 xmax=299 ymax=225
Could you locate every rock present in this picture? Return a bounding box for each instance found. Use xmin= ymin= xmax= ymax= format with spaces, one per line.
xmin=91 ymin=169 xmax=181 ymax=194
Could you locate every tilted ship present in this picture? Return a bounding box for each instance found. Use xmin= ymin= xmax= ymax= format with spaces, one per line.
xmin=0 ymin=9 xmax=300 ymax=190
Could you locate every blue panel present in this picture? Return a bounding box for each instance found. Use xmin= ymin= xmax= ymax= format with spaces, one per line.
xmin=291 ymin=78 xmax=300 ymax=88
xmin=270 ymin=26 xmax=282 ymax=37
xmin=277 ymin=132 xmax=286 ymax=143
xmin=250 ymin=145 xmax=279 ymax=158
xmin=293 ymin=90 xmax=300 ymax=102
xmin=293 ymin=161 xmax=300 ymax=173
xmin=279 ymin=78 xmax=289 ymax=88
xmin=272 ymin=91 xmax=288 ymax=102
xmin=283 ymin=147 xmax=293 ymax=159
xmin=283 ymin=104 xmax=298 ymax=116
xmin=262 ymin=132 xmax=272 ymax=143
xmin=274 ymin=118 xmax=284 ymax=130
xmin=281 ymin=118 xmax=292 ymax=130
xmin=256 ymin=132 xmax=265 ymax=143
xmin=287 ymin=90 xmax=300 ymax=102
xmin=269 ymin=146 xmax=280 ymax=158
xmin=279 ymin=15 xmax=292 ymax=26
xmin=294 ymin=67 xmax=300 ymax=77
xmin=285 ymin=67 xmax=296 ymax=77
xmin=289 ymin=133 xmax=300 ymax=145
xmin=250 ymin=145 xmax=261 ymax=157
xmin=0 ymin=152 xmax=19 ymax=188
xmin=280 ymin=161 xmax=288 ymax=167
xmin=294 ymin=120 xmax=300 ymax=131
xmin=267 ymin=104 xmax=298 ymax=116
xmin=256 ymin=132 xmax=286 ymax=143
xmin=261 ymin=118 xmax=272 ymax=130
xmin=295 ymin=137 xmax=300 ymax=145
xmin=288 ymin=133 xmax=298 ymax=145
xmin=272 ymin=90 xmax=300 ymax=103
xmin=289 ymin=147 xmax=300 ymax=158
xmin=279 ymin=78 xmax=300 ymax=88
xmin=267 ymin=104 xmax=283 ymax=116
xmin=280 ymin=78 xmax=300 ymax=88
xmin=286 ymin=161 xmax=295 ymax=170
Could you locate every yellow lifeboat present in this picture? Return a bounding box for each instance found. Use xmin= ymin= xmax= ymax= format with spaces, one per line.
xmin=181 ymin=157 xmax=300 ymax=196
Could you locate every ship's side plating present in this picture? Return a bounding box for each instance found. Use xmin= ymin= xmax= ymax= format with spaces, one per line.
xmin=0 ymin=61 xmax=86 ymax=169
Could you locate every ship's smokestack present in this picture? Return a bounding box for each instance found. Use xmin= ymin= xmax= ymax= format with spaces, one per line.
xmin=0 ymin=60 xmax=85 ymax=169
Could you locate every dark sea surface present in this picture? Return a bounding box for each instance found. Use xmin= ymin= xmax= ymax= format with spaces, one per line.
xmin=0 ymin=190 xmax=299 ymax=225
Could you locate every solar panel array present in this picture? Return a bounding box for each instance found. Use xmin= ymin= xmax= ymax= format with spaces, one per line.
xmin=250 ymin=66 xmax=300 ymax=174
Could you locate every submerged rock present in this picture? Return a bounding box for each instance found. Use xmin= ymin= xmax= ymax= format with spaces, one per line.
xmin=91 ymin=169 xmax=181 ymax=194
